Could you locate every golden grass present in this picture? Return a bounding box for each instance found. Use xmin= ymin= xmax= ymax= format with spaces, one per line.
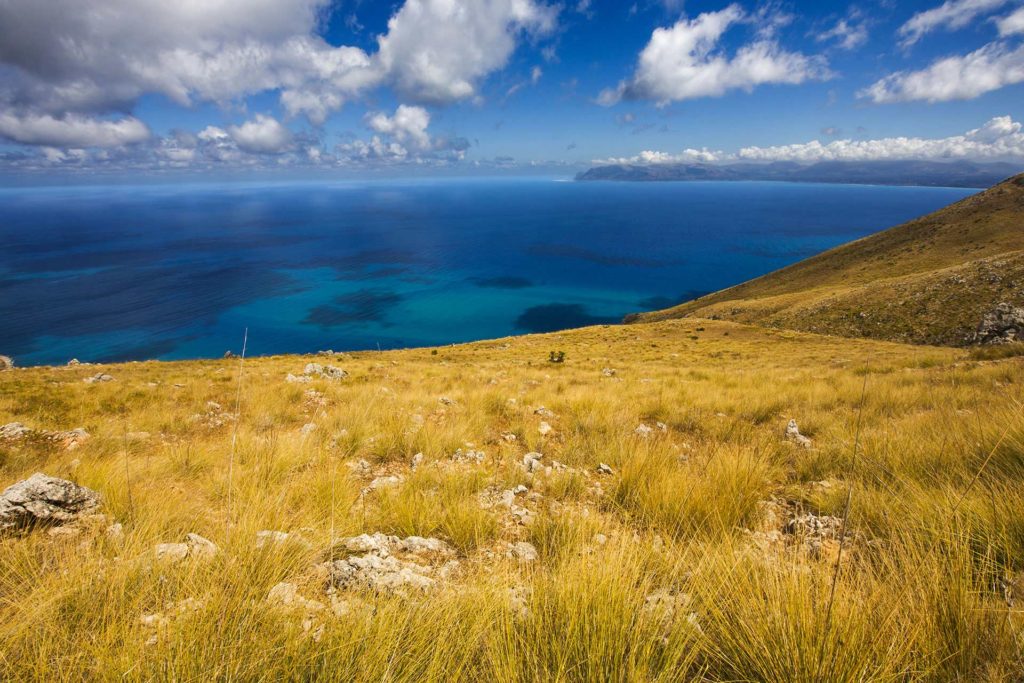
xmin=1 ymin=317 xmax=1024 ymax=680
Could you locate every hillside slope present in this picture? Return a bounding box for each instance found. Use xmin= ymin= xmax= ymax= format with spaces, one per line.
xmin=630 ymin=174 xmax=1024 ymax=346
xmin=1 ymin=320 xmax=1024 ymax=679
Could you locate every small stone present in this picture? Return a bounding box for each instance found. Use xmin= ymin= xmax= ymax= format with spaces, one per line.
xmin=596 ymin=463 xmax=613 ymax=475
xmin=785 ymin=419 xmax=813 ymax=449
xmin=538 ymin=422 xmax=553 ymax=436
xmin=106 ymin=522 xmax=125 ymax=542
xmin=523 ymin=452 xmax=543 ymax=473
xmin=83 ymin=373 xmax=114 ymax=384
xmin=299 ymin=423 xmax=317 ymax=435
xmin=634 ymin=424 xmax=654 ymax=437
xmin=185 ymin=533 xmax=219 ymax=559
xmin=506 ymin=541 xmax=538 ymax=562
xmin=534 ymin=406 xmax=555 ymax=418
xmin=67 ymin=359 xmax=80 ymax=366
xmin=411 ymin=452 xmax=424 ymax=469
xmin=285 ymin=373 xmax=311 ymax=384
xmin=0 ymin=355 xmax=13 ymax=371
xmin=512 ymin=484 xmax=528 ymax=496
xmin=255 ymin=530 xmax=290 ymax=548
xmin=602 ymin=368 xmax=616 ymax=377
xmin=154 ymin=543 xmax=190 ymax=563
xmin=593 ymin=533 xmax=608 ymax=545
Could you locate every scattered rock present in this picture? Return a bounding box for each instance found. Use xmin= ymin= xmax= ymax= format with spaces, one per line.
xmin=0 ymin=423 xmax=92 ymax=451
xmin=523 ymin=452 xmax=543 ymax=473
xmin=185 ymin=533 xmax=219 ymax=559
xmin=602 ymin=367 xmax=617 ymax=377
xmin=534 ymin=406 xmax=555 ymax=418
xmin=154 ymin=543 xmax=190 ymax=563
xmin=0 ymin=473 xmax=101 ymax=530
xmin=439 ymin=396 xmax=455 ymax=406
xmin=785 ymin=419 xmax=813 ymax=449
xmin=364 ymin=475 xmax=403 ymax=493
xmin=411 ymin=452 xmax=424 ymax=469
xmin=634 ymin=423 xmax=654 ymax=437
xmin=154 ymin=533 xmax=219 ymax=562
xmin=452 ymin=448 xmax=486 ymax=464
xmin=83 ymin=373 xmax=114 ymax=384
xmin=974 ymin=303 xmax=1024 ymax=345
xmin=299 ymin=422 xmax=317 ymax=436
xmin=285 ymin=373 xmax=311 ymax=384
xmin=596 ymin=463 xmax=613 ymax=475
xmin=538 ymin=422 xmax=553 ymax=436
xmin=0 ymin=355 xmax=13 ymax=371
xmin=267 ymin=582 xmax=325 ymax=613
xmin=106 ymin=522 xmax=125 ymax=542
xmin=506 ymin=541 xmax=538 ymax=562
xmin=256 ymin=530 xmax=291 ymax=548
xmin=67 ymin=359 xmax=80 ymax=366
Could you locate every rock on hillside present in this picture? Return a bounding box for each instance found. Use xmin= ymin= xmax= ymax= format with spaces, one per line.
xmin=0 ymin=474 xmax=101 ymax=530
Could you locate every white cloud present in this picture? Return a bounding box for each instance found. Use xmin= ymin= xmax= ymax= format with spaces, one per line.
xmin=898 ymin=0 xmax=1012 ymax=47
xmin=860 ymin=42 xmax=1024 ymax=103
xmin=598 ymin=4 xmax=829 ymax=106
xmin=365 ymin=105 xmax=432 ymax=150
xmin=227 ymin=114 xmax=295 ymax=154
xmin=998 ymin=6 xmax=1024 ymax=35
xmin=0 ymin=112 xmax=150 ymax=147
xmin=374 ymin=0 xmax=557 ymax=103
xmin=0 ymin=0 xmax=557 ymax=147
xmin=599 ymin=116 xmax=1024 ymax=165
xmin=816 ymin=17 xmax=869 ymax=51
xmin=594 ymin=148 xmax=722 ymax=165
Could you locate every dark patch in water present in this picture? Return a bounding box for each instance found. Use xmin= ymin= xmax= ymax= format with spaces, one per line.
xmin=92 ymin=337 xmax=190 ymax=363
xmin=0 ymin=265 xmax=304 ymax=355
xmin=335 ymin=266 xmax=410 ymax=281
xmin=514 ymin=303 xmax=618 ymax=333
xmin=527 ymin=243 xmax=678 ymax=268
xmin=471 ymin=276 xmax=534 ymax=289
xmin=303 ymin=289 xmax=403 ymax=328
xmin=636 ymin=291 xmax=711 ymax=310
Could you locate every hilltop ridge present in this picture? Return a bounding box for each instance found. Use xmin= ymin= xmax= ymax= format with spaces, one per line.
xmin=629 ymin=173 xmax=1024 ymax=346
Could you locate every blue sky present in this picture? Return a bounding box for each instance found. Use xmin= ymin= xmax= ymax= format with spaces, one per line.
xmin=0 ymin=0 xmax=1022 ymax=179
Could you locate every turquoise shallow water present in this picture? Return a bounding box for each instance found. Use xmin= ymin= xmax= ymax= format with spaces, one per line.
xmin=0 ymin=178 xmax=975 ymax=365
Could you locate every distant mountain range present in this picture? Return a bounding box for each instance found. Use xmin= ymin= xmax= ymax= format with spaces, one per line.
xmin=576 ymin=160 xmax=1023 ymax=188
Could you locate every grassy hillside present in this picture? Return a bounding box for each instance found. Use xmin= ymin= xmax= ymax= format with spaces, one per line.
xmin=2 ymin=320 xmax=1024 ymax=679
xmin=631 ymin=174 xmax=1024 ymax=346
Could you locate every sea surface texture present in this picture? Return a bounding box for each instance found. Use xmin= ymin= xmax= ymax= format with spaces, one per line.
xmin=0 ymin=178 xmax=975 ymax=365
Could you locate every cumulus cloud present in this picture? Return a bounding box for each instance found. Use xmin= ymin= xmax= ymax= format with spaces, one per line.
xmin=594 ymin=148 xmax=722 ymax=165
xmin=860 ymin=42 xmax=1024 ymax=103
xmin=897 ymin=0 xmax=1012 ymax=47
xmin=0 ymin=112 xmax=150 ymax=147
xmin=375 ymin=0 xmax=557 ymax=103
xmin=598 ymin=4 xmax=829 ymax=106
xmin=595 ymin=116 xmax=1024 ymax=165
xmin=0 ymin=0 xmax=557 ymax=147
xmin=998 ymin=6 xmax=1024 ymax=35
xmin=365 ymin=105 xmax=432 ymax=150
xmin=227 ymin=115 xmax=295 ymax=154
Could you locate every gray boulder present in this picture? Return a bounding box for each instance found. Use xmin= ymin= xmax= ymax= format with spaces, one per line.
xmin=0 ymin=473 xmax=101 ymax=530
xmin=975 ymin=303 xmax=1024 ymax=345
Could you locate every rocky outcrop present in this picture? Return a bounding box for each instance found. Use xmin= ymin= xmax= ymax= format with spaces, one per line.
xmin=321 ymin=533 xmax=458 ymax=594
xmin=974 ymin=303 xmax=1024 ymax=345
xmin=0 ymin=355 xmax=13 ymax=371
xmin=0 ymin=473 xmax=101 ymax=530
xmin=0 ymin=422 xmax=91 ymax=450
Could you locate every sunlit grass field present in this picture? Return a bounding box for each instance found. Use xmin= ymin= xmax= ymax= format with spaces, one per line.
xmin=2 ymin=318 xmax=1023 ymax=680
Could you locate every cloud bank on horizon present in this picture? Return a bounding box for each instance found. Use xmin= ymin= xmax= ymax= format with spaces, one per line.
xmin=0 ymin=0 xmax=1022 ymax=175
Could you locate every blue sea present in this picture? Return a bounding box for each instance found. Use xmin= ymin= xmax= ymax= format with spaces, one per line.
xmin=0 ymin=178 xmax=975 ymax=366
